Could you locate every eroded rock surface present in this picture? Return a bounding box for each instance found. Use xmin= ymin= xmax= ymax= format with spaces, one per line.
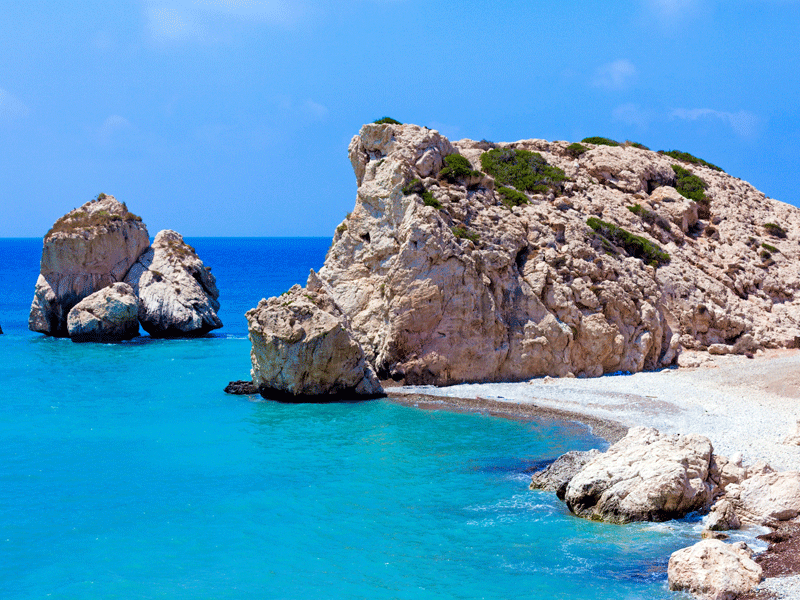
xmin=724 ymin=471 xmax=800 ymax=525
xmin=125 ymin=230 xmax=221 ymax=337
xmin=66 ymin=282 xmax=139 ymax=342
xmin=563 ymin=426 xmax=718 ymax=523
xmin=668 ymin=539 xmax=762 ymax=600
xmin=29 ymin=196 xmax=149 ymax=336
xmin=246 ymin=277 xmax=383 ymax=400
xmin=529 ymin=449 xmax=601 ymax=500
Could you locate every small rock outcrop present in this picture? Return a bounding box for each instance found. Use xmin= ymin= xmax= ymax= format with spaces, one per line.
xmin=668 ymin=539 xmax=762 ymax=600
xmin=29 ymin=196 xmax=149 ymax=337
xmin=704 ymin=499 xmax=741 ymax=532
xmin=529 ymin=449 xmax=601 ymax=500
xmin=224 ymin=380 xmax=258 ymax=395
xmin=563 ymin=427 xmax=718 ymax=523
xmin=66 ymin=282 xmax=139 ymax=342
xmin=125 ymin=230 xmax=222 ymax=337
xmin=246 ymin=277 xmax=383 ymax=400
xmin=723 ymin=471 xmax=800 ymax=525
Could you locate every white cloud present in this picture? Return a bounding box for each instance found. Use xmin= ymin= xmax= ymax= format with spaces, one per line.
xmin=592 ymin=59 xmax=637 ymax=91
xmin=613 ymin=103 xmax=652 ymax=128
xmin=671 ymin=107 xmax=761 ymax=137
xmin=0 ymin=88 xmax=29 ymax=121
xmin=100 ymin=115 xmax=134 ymax=144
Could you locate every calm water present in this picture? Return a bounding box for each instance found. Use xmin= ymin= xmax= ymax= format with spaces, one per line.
xmin=0 ymin=238 xmax=697 ymax=599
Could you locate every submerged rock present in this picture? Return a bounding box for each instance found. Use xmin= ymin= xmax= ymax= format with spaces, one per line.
xmin=29 ymin=195 xmax=149 ymax=337
xmin=246 ymin=277 xmax=383 ymax=400
xmin=563 ymin=426 xmax=718 ymax=523
xmin=668 ymin=539 xmax=762 ymax=600
xmin=66 ymin=282 xmax=139 ymax=342
xmin=125 ymin=230 xmax=221 ymax=337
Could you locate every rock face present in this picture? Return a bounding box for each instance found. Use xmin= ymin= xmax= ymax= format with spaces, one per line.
xmin=125 ymin=230 xmax=221 ymax=337
xmin=563 ymin=427 xmax=718 ymax=523
xmin=283 ymin=122 xmax=800 ymax=384
xmin=668 ymin=539 xmax=762 ymax=600
xmin=529 ymin=449 xmax=601 ymax=500
xmin=723 ymin=471 xmax=800 ymax=525
xmin=29 ymin=196 xmax=150 ymax=337
xmin=66 ymin=282 xmax=139 ymax=342
xmin=246 ymin=276 xmax=383 ymax=400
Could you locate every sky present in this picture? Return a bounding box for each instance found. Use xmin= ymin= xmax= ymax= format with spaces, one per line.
xmin=2 ymin=0 xmax=799 ymax=238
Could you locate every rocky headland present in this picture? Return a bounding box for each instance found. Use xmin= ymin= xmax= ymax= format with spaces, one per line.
xmin=30 ymin=194 xmax=221 ymax=342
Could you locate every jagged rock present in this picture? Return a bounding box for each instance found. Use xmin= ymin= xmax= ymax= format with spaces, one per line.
xmin=529 ymin=449 xmax=601 ymax=500
xmin=29 ymin=195 xmax=149 ymax=337
xmin=668 ymin=539 xmax=762 ymax=600
xmin=246 ymin=279 xmax=383 ymax=400
xmin=563 ymin=426 xmax=718 ymax=523
xmin=66 ymin=282 xmax=139 ymax=342
xmin=724 ymin=471 xmax=800 ymax=525
xmin=705 ymin=499 xmax=741 ymax=532
xmin=224 ymin=380 xmax=258 ymax=395
xmin=125 ymin=230 xmax=221 ymax=338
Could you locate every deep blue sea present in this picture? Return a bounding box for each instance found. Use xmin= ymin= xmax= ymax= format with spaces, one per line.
xmin=0 ymin=238 xmax=698 ymax=599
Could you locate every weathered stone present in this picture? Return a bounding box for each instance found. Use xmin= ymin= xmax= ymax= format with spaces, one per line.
xmin=125 ymin=230 xmax=221 ymax=337
xmin=246 ymin=280 xmax=383 ymax=400
xmin=29 ymin=196 xmax=149 ymax=336
xmin=563 ymin=427 xmax=718 ymax=523
xmin=66 ymin=282 xmax=139 ymax=342
xmin=705 ymin=499 xmax=741 ymax=532
xmin=724 ymin=471 xmax=800 ymax=525
xmin=668 ymin=539 xmax=762 ymax=600
xmin=529 ymin=449 xmax=601 ymax=500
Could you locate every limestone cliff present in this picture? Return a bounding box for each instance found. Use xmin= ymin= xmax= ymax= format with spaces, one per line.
xmin=302 ymin=123 xmax=800 ymax=384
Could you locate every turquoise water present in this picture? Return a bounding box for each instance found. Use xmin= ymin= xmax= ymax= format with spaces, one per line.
xmin=0 ymin=239 xmax=696 ymax=599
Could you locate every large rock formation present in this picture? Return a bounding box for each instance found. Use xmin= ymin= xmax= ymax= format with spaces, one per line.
xmin=563 ymin=427 xmax=718 ymax=523
xmin=668 ymin=539 xmax=762 ymax=600
xmin=29 ymin=196 xmax=149 ymax=336
xmin=66 ymin=282 xmax=139 ymax=342
xmin=124 ymin=230 xmax=221 ymax=337
xmin=246 ymin=276 xmax=383 ymax=400
xmin=268 ymin=122 xmax=800 ymax=384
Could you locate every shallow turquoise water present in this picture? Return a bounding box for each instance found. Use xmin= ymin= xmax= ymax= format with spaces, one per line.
xmin=0 ymin=239 xmax=697 ymax=599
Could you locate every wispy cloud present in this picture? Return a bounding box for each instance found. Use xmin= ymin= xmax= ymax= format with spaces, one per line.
xmin=277 ymin=96 xmax=329 ymax=124
xmin=613 ymin=103 xmax=652 ymax=128
xmin=592 ymin=59 xmax=637 ymax=91
xmin=671 ymin=107 xmax=761 ymax=137
xmin=0 ymin=88 xmax=29 ymax=121
xmin=99 ymin=115 xmax=134 ymax=144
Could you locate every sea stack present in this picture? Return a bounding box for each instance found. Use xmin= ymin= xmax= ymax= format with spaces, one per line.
xmin=247 ymin=121 xmax=800 ymax=385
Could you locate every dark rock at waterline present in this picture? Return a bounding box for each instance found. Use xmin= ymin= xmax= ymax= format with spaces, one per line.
xmin=529 ymin=449 xmax=601 ymax=500
xmin=224 ymin=380 xmax=258 ymax=395
xmin=255 ymin=385 xmax=386 ymax=403
xmin=0 ymin=322 xmax=3 ymax=334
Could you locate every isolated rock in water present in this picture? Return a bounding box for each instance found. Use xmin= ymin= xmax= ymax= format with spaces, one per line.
xmin=529 ymin=449 xmax=601 ymax=500
xmin=125 ymin=230 xmax=221 ymax=337
xmin=563 ymin=426 xmax=718 ymax=523
xmin=66 ymin=282 xmax=139 ymax=342
xmin=724 ymin=471 xmax=800 ymax=525
xmin=668 ymin=539 xmax=762 ymax=600
xmin=224 ymin=380 xmax=258 ymax=395
xmin=705 ymin=499 xmax=741 ymax=532
xmin=29 ymin=195 xmax=149 ymax=337
xmin=246 ymin=279 xmax=383 ymax=399
xmin=296 ymin=122 xmax=800 ymax=383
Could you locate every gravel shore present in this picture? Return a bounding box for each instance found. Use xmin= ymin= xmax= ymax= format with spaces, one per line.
xmin=388 ymin=349 xmax=800 ymax=599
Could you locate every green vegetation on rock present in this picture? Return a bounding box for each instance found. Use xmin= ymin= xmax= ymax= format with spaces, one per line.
xmin=761 ymin=242 xmax=779 ymax=253
xmin=45 ymin=204 xmax=143 ymax=240
xmin=496 ymin=186 xmax=529 ymax=209
xmin=439 ymin=154 xmax=481 ymax=182
xmin=671 ymin=165 xmax=711 ymax=219
xmin=587 ymin=217 xmax=670 ymax=267
xmin=566 ymin=143 xmax=589 ymax=158
xmin=451 ymin=226 xmax=479 ymax=243
xmin=421 ymin=191 xmax=442 ymax=209
xmin=480 ymin=148 xmax=567 ymax=195
xmin=401 ymin=178 xmax=425 ymax=196
xmin=373 ymin=117 xmax=402 ymax=125
xmin=581 ymin=136 xmax=619 ymax=147
xmin=660 ymin=150 xmax=722 ymax=172
xmin=764 ymin=222 xmax=787 ymax=238
xmin=627 ymin=204 xmax=672 ymax=232
xmin=626 ymin=141 xmax=650 ymax=150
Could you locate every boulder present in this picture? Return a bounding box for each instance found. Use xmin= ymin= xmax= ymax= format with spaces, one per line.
xmin=66 ymin=282 xmax=139 ymax=342
xmin=246 ymin=277 xmax=383 ymax=400
xmin=668 ymin=539 xmax=762 ymax=600
xmin=224 ymin=380 xmax=258 ymax=395
xmin=125 ymin=230 xmax=221 ymax=337
xmin=29 ymin=195 xmax=150 ymax=336
xmin=724 ymin=471 xmax=800 ymax=525
xmin=563 ymin=427 xmax=718 ymax=523
xmin=704 ymin=499 xmax=741 ymax=532
xmin=529 ymin=449 xmax=601 ymax=500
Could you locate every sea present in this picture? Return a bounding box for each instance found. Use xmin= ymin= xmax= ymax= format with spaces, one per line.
xmin=0 ymin=237 xmax=700 ymax=599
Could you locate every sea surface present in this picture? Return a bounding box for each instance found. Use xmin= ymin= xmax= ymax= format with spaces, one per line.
xmin=0 ymin=238 xmax=699 ymax=599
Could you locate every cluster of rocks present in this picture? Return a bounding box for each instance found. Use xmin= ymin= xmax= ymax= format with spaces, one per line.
xmin=530 ymin=427 xmax=800 ymax=599
xmin=29 ymin=195 xmax=221 ymax=342
xmin=246 ymin=121 xmax=800 ymax=397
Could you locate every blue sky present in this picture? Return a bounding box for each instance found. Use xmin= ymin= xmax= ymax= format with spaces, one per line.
xmin=2 ymin=0 xmax=799 ymax=237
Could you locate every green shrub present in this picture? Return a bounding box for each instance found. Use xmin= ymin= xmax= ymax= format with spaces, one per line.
xmin=373 ymin=117 xmax=402 ymax=125
xmin=626 ymin=141 xmax=650 ymax=150
xmin=627 ymin=204 xmax=672 ymax=232
xmin=480 ymin=148 xmax=567 ymax=194
xmin=497 ymin=186 xmax=529 ymax=208
xmin=764 ymin=223 xmax=787 ymax=238
xmin=451 ymin=226 xmax=479 ymax=243
xmin=439 ymin=153 xmax=481 ymax=182
xmin=671 ymin=165 xmax=711 ymax=219
xmin=96 ymin=192 xmax=107 ymax=200
xmin=760 ymin=249 xmax=772 ymax=260
xmin=421 ymin=191 xmax=441 ymax=209
xmin=660 ymin=150 xmax=722 ymax=172
xmin=587 ymin=217 xmax=670 ymax=267
xmin=581 ymin=136 xmax=619 ymax=147
xmin=401 ymin=178 xmax=425 ymax=195
xmin=761 ymin=242 xmax=778 ymax=253
xmin=566 ymin=143 xmax=589 ymax=158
